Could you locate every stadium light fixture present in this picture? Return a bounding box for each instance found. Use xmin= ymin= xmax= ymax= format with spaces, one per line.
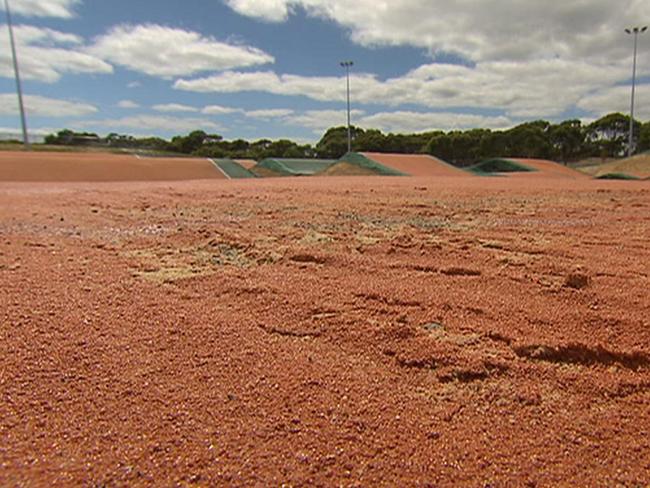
xmin=340 ymin=60 xmax=354 ymax=154
xmin=625 ymin=26 xmax=647 ymax=157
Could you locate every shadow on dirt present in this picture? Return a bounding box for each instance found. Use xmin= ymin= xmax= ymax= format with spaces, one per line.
xmin=513 ymin=343 xmax=650 ymax=370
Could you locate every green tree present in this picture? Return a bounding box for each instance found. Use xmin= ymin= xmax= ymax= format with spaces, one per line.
xmin=171 ymin=130 xmax=208 ymax=154
xmin=638 ymin=121 xmax=650 ymax=153
xmin=586 ymin=113 xmax=639 ymax=157
xmin=549 ymin=120 xmax=585 ymax=163
xmin=505 ymin=121 xmax=552 ymax=159
xmin=316 ymin=126 xmax=363 ymax=158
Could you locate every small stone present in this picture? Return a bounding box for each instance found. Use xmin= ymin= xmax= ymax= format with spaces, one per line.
xmin=423 ymin=322 xmax=444 ymax=332
xmin=565 ymin=273 xmax=590 ymax=289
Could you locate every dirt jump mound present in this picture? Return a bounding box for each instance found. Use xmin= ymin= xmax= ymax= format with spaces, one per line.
xmin=470 ymin=158 xmax=588 ymax=179
xmin=362 ymin=152 xmax=471 ymax=177
xmin=0 ymin=151 xmax=225 ymax=182
xmin=509 ymin=158 xmax=589 ymax=179
xmin=326 ymin=152 xmax=471 ymax=177
xmin=585 ymin=154 xmax=650 ymax=180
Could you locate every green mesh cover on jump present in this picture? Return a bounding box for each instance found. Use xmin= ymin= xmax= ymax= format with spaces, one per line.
xmin=211 ymin=159 xmax=257 ymax=179
xmin=467 ymin=158 xmax=536 ymax=175
xmin=256 ymin=158 xmax=337 ymax=176
xmin=336 ymin=153 xmax=408 ymax=176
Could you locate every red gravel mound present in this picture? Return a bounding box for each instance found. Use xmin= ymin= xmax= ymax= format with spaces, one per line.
xmin=1 ymin=175 xmax=648 ymax=486
xmin=512 ymin=158 xmax=589 ymax=179
xmin=0 ymin=151 xmax=224 ymax=182
xmin=362 ymin=152 xmax=470 ymax=177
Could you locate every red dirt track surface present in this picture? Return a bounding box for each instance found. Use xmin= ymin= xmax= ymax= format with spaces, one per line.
xmin=1 ymin=174 xmax=649 ymax=486
xmin=0 ymin=151 xmax=223 ymax=182
xmin=362 ymin=152 xmax=471 ymax=177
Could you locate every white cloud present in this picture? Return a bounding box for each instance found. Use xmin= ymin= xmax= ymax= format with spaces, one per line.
xmin=5 ymin=24 xmax=82 ymax=44
xmin=117 ymin=100 xmax=139 ymax=109
xmin=0 ymin=93 xmax=97 ymax=116
xmin=224 ymin=0 xmax=290 ymax=22
xmin=284 ymin=109 xmax=364 ymax=131
xmin=175 ymin=70 xmax=356 ymax=101
xmin=201 ymin=104 xmax=241 ymax=115
xmin=262 ymin=108 xmax=511 ymax=134
xmin=0 ymin=125 xmax=52 ymax=135
xmin=220 ymin=1 xmax=650 ymax=123
xmin=152 ymin=103 xmax=199 ymax=113
xmin=78 ymin=114 xmax=222 ymax=133
xmin=176 ymin=56 xmax=633 ymax=119
xmin=224 ymin=0 xmax=650 ymax=65
xmin=578 ymin=84 xmax=650 ymax=121
xmin=0 ymin=0 xmax=80 ymax=18
xmin=358 ymin=111 xmax=512 ymax=134
xmin=0 ymin=25 xmax=112 ymax=82
xmin=127 ymin=81 xmax=142 ymax=89
xmin=245 ymin=108 xmax=294 ymax=119
xmin=89 ymin=24 xmax=274 ymax=78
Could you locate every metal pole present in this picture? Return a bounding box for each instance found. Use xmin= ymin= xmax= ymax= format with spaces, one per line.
xmin=626 ymin=26 xmax=647 ymax=157
xmin=5 ymin=0 xmax=29 ymax=148
xmin=340 ymin=60 xmax=353 ymax=154
xmin=346 ymin=65 xmax=351 ymax=153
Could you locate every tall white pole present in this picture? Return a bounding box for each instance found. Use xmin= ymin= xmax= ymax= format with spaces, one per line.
xmin=346 ymin=65 xmax=351 ymax=153
xmin=626 ymin=26 xmax=647 ymax=157
xmin=340 ymin=60 xmax=353 ymax=154
xmin=5 ymin=0 xmax=29 ymax=148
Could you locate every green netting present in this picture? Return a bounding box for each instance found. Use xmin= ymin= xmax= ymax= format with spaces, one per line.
xmin=467 ymin=158 xmax=536 ymax=175
xmin=212 ymin=159 xmax=257 ymax=179
xmin=335 ymin=153 xmax=408 ymax=176
xmin=256 ymin=158 xmax=336 ymax=176
xmin=595 ymin=172 xmax=641 ymax=180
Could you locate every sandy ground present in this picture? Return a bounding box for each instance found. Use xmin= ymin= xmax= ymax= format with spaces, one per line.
xmin=362 ymin=153 xmax=470 ymax=177
xmin=0 ymin=174 xmax=649 ymax=486
xmin=0 ymin=151 xmax=223 ymax=182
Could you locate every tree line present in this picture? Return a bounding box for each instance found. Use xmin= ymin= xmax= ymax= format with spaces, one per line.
xmin=45 ymin=112 xmax=650 ymax=165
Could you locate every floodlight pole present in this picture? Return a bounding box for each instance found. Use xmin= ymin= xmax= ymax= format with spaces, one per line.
xmin=340 ymin=60 xmax=353 ymax=154
xmin=625 ymin=26 xmax=647 ymax=157
xmin=4 ymin=0 xmax=29 ymax=148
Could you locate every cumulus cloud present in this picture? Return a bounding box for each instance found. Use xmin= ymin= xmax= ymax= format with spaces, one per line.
xmin=578 ymin=84 xmax=650 ymax=121
xmin=89 ymin=24 xmax=274 ymax=78
xmin=245 ymin=108 xmax=295 ymax=119
xmin=174 ymin=70 xmax=374 ymax=101
xmin=0 ymin=0 xmax=80 ymax=18
xmin=78 ymin=114 xmax=223 ymax=133
xmin=176 ymin=56 xmax=635 ymax=119
xmin=0 ymin=93 xmax=97 ymax=116
xmin=152 ymin=103 xmax=199 ymax=113
xmin=117 ymin=100 xmax=139 ymax=109
xmin=209 ymin=2 xmax=650 ymax=124
xmin=284 ymin=109 xmax=364 ymax=131
xmin=224 ymin=0 xmax=649 ymax=64
xmin=224 ymin=0 xmax=290 ymax=22
xmin=0 ymin=25 xmax=112 ymax=82
xmin=261 ymin=108 xmax=511 ymax=134
xmin=358 ymin=111 xmax=512 ymax=134
xmin=201 ymin=104 xmax=241 ymax=115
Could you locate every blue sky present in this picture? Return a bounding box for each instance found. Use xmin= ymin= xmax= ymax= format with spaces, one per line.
xmin=0 ymin=0 xmax=648 ymax=143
